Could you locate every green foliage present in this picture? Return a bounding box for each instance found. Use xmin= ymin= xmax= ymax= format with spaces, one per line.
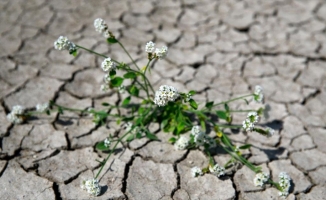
xmin=189 ymin=99 xmax=198 ymax=110
xmin=96 ymin=141 xmax=110 ymax=151
xmin=107 ymin=37 xmax=118 ymax=44
xmin=145 ymin=131 xmax=158 ymax=140
xmin=101 ymin=102 xmax=110 ymax=106
xmin=216 ymin=110 xmax=227 ymax=120
xmin=123 ymin=72 xmax=137 ymax=79
xmin=128 ymin=85 xmax=139 ymax=96
xmin=239 ymin=144 xmax=251 ymax=149
xmin=168 ymin=137 xmax=177 ymax=143
xmin=122 ymin=96 xmax=131 ymax=106
xmin=110 ymin=77 xmax=124 ymax=87
xmin=205 ymin=101 xmax=214 ymax=110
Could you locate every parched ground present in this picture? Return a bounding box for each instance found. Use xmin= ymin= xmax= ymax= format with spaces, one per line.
xmin=0 ymin=0 xmax=326 ymax=199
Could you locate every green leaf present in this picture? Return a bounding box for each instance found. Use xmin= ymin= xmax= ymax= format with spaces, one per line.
xmin=110 ymin=77 xmax=124 ymax=87
xmin=107 ymin=37 xmax=118 ymax=44
xmin=188 ymin=90 xmax=196 ymax=95
xmin=221 ymin=135 xmax=229 ymax=146
xmin=129 ymin=85 xmax=139 ymax=96
xmin=69 ymin=49 xmax=77 ymax=56
xmin=46 ymin=110 xmax=51 ymax=115
xmin=200 ymin=120 xmax=206 ymax=132
xmin=126 ymin=134 xmax=135 ymax=142
xmin=123 ymin=72 xmax=137 ymax=79
xmin=122 ymin=96 xmax=131 ymax=106
xmin=135 ymin=132 xmax=142 ymax=139
xmin=146 ymin=132 xmax=158 ymax=140
xmin=216 ymin=110 xmax=227 ymax=120
xmin=168 ymin=137 xmax=177 ymax=144
xmin=96 ymin=141 xmax=110 ymax=151
xmin=101 ymin=102 xmax=110 ymax=106
xmin=58 ymin=107 xmax=63 ymax=114
xmin=243 ymin=98 xmax=249 ymax=105
xmin=189 ymin=99 xmax=198 ymax=110
xmin=239 ymin=144 xmax=251 ymax=149
xmin=224 ymin=103 xmax=230 ymax=112
xmin=161 ymin=119 xmax=169 ymax=128
xmin=109 ymin=70 xmax=116 ymax=78
xmin=177 ymin=122 xmax=185 ymax=133
xmin=205 ymin=101 xmax=214 ymax=110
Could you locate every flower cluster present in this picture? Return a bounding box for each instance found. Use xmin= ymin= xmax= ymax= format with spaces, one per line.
xmin=94 ymin=18 xmax=110 ymax=38
xmin=253 ymin=172 xmax=270 ymax=187
xmin=100 ymin=74 xmax=111 ymax=92
xmin=153 ymin=85 xmax=179 ymax=107
xmin=191 ymin=166 xmax=203 ymax=177
xmin=123 ymin=122 xmax=144 ymax=136
xmin=104 ymin=138 xmax=111 ymax=148
xmin=209 ymin=164 xmax=225 ymax=177
xmin=145 ymin=41 xmax=155 ymax=53
xmin=191 ymin=126 xmax=216 ymax=148
xmin=54 ymin=36 xmax=77 ymax=53
xmin=80 ymin=178 xmax=101 ymax=196
xmin=7 ymin=105 xmax=25 ymax=124
xmin=36 ymin=103 xmax=49 ymax=113
xmin=266 ymin=127 xmax=275 ymax=138
xmin=242 ymin=112 xmax=259 ymax=132
xmin=145 ymin=41 xmax=168 ymax=59
xmin=278 ymin=172 xmax=291 ymax=197
xmin=174 ymin=136 xmax=189 ymax=150
xmin=101 ymin=57 xmax=116 ymax=72
xmin=254 ymin=85 xmax=264 ymax=103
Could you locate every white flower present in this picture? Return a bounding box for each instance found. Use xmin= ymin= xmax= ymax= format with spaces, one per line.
xmin=194 ymin=131 xmax=205 ymax=146
xmin=94 ymin=18 xmax=108 ymax=34
xmin=191 ymin=125 xmax=201 ymax=135
xmin=191 ymin=126 xmax=215 ymax=147
xmin=174 ymin=136 xmax=189 ymax=150
xmin=191 ymin=126 xmax=205 ymax=146
xmin=254 ymin=85 xmax=264 ymax=103
xmin=104 ymin=74 xmax=111 ymax=84
xmin=153 ymin=85 xmax=179 ymax=107
xmin=7 ymin=105 xmax=25 ymax=124
xmin=242 ymin=119 xmax=254 ymax=132
xmin=205 ymin=136 xmax=217 ymax=148
xmin=104 ymin=138 xmax=111 ymax=147
xmin=266 ymin=127 xmax=275 ymax=137
xmin=36 ymin=103 xmax=49 ymax=112
xmin=278 ymin=172 xmax=291 ymax=197
xmin=123 ymin=122 xmax=133 ymax=132
xmin=81 ymin=178 xmax=101 ymax=196
xmin=100 ymin=84 xmax=109 ymax=92
xmin=253 ymin=172 xmax=270 ymax=187
xmin=155 ymin=46 xmax=168 ymax=59
xmin=54 ymin=36 xmax=76 ymax=53
xmin=247 ymin=112 xmax=259 ymax=123
xmin=145 ymin=41 xmax=155 ymax=53
xmin=118 ymin=85 xmax=126 ymax=94
xmin=101 ymin=57 xmax=116 ymax=72
xmin=185 ymin=93 xmax=192 ymax=102
xmin=209 ymin=164 xmax=225 ymax=177
xmin=191 ymin=166 xmax=203 ymax=177
xmin=242 ymin=112 xmax=259 ymax=132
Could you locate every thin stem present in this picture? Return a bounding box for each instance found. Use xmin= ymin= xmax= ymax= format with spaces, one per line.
xmin=52 ymin=103 xmax=87 ymax=113
xmin=76 ymin=45 xmax=107 ymax=59
xmin=143 ymin=59 xmax=152 ymax=75
xmin=95 ymin=130 xmax=131 ymax=179
xmin=222 ymin=146 xmax=260 ymax=173
xmin=229 ymin=109 xmax=256 ymax=113
xmin=268 ymin=179 xmax=283 ymax=191
xmin=211 ymin=94 xmax=253 ymax=108
xmin=117 ymin=41 xmax=140 ymax=71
